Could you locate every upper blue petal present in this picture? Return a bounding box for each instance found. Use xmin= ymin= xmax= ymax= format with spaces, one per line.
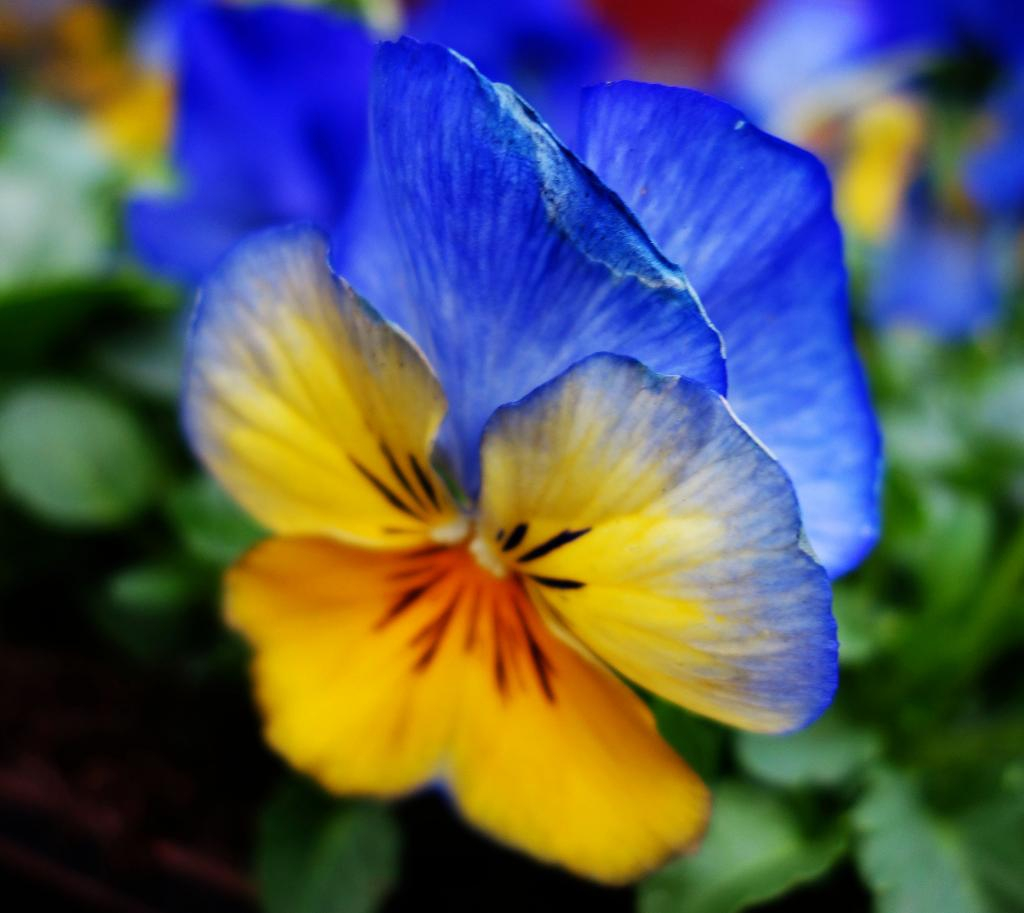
xmin=334 ymin=39 xmax=724 ymax=495
xmin=579 ymin=82 xmax=882 ymax=577
xmin=128 ymin=4 xmax=373 ymax=282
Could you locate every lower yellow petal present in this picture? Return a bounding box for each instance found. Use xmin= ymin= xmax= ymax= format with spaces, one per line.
xmin=227 ymin=536 xmax=709 ymax=883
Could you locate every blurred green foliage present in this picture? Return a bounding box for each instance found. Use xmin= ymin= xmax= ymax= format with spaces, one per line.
xmin=257 ymin=779 xmax=400 ymax=913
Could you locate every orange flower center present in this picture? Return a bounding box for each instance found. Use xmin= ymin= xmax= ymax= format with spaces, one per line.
xmin=379 ymin=545 xmax=557 ymax=702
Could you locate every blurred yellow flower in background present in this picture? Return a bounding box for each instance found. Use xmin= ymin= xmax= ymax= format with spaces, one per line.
xmin=836 ymin=95 xmax=926 ymax=243
xmin=4 ymin=1 xmax=173 ymax=170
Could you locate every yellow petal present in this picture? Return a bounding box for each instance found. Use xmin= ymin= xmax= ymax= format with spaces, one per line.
xmin=228 ymin=536 xmax=709 ymax=884
xmin=477 ymin=354 xmax=836 ymax=734
xmin=185 ymin=225 xmax=461 ymax=548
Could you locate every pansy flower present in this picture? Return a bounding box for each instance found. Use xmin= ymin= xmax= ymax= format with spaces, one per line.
xmin=185 ymin=40 xmax=879 ymax=881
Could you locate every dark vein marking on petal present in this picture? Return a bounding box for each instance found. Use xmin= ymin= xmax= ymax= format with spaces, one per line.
xmin=409 ymin=454 xmax=441 ymax=511
xmin=412 ymin=590 xmax=460 ymax=671
xmin=388 ymin=567 xmax=432 ymax=581
xmin=381 ymin=441 xmax=426 ymax=511
xmin=350 ymin=456 xmax=421 ymax=519
xmin=529 ymin=575 xmax=585 ymax=590
xmin=501 ymin=523 xmax=528 ymax=553
xmin=376 ymin=571 xmax=446 ymax=629
xmin=464 ymin=583 xmax=482 ymax=650
xmin=511 ymin=595 xmax=555 ymax=702
xmin=493 ymin=611 xmax=508 ymax=696
xmin=517 ymin=528 xmax=592 ymax=563
xmin=495 ymin=529 xmax=505 ymax=542
xmin=406 ymin=545 xmax=446 ymax=558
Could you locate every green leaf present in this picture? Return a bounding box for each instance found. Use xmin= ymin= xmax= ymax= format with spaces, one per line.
xmin=653 ymin=700 xmax=726 ymax=781
xmin=638 ymin=783 xmax=846 ymax=913
xmin=0 ymin=103 xmax=114 ymax=289
xmin=94 ymin=561 xmax=198 ymax=662
xmin=166 ymin=476 xmax=264 ymax=565
xmin=958 ymin=794 xmax=1024 ymax=911
xmin=975 ymin=363 xmax=1024 ymax=454
xmin=257 ymin=778 xmax=400 ymax=913
xmin=881 ymin=397 xmax=968 ymax=477
xmin=853 ymin=769 xmax=991 ymax=913
xmin=0 ymin=382 xmax=162 ymax=526
xmin=917 ymin=486 xmax=993 ymax=616
xmin=92 ymin=315 xmax=185 ymax=401
xmin=736 ymin=711 xmax=881 ymax=789
xmin=832 ymin=581 xmax=889 ymax=666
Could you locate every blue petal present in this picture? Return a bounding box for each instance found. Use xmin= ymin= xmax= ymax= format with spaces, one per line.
xmin=335 ymin=40 xmax=724 ymax=495
xmin=868 ymin=216 xmax=1002 ymax=339
xmin=407 ymin=0 xmax=623 ymax=141
xmin=128 ymin=4 xmax=373 ymax=282
xmin=579 ymin=82 xmax=882 ymax=577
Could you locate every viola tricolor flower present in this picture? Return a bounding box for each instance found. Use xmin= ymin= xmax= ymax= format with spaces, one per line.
xmin=185 ymin=39 xmax=879 ymax=881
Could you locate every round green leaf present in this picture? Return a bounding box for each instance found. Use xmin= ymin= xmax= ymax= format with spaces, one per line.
xmin=0 ymin=103 xmax=113 ymax=290
xmin=166 ymin=476 xmax=265 ymax=565
xmin=736 ymin=711 xmax=881 ymax=789
xmin=639 ymin=783 xmax=846 ymax=913
xmin=257 ymin=778 xmax=400 ymax=913
xmin=0 ymin=383 xmax=162 ymax=526
xmin=653 ymin=699 xmax=726 ymax=781
xmin=95 ymin=561 xmax=199 ymax=662
xmin=854 ymin=769 xmax=991 ymax=913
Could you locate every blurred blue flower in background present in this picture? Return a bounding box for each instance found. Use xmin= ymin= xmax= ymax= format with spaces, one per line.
xmin=869 ymin=210 xmax=1003 ymax=338
xmin=406 ymin=0 xmax=622 ymax=140
xmin=129 ymin=4 xmax=373 ymax=281
xmin=965 ymin=65 xmax=1024 ymax=216
xmin=127 ymin=0 xmax=624 ymax=283
xmin=721 ymin=0 xmax=1024 ymax=339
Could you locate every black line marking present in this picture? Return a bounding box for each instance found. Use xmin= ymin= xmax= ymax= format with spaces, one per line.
xmin=381 ymin=442 xmax=426 ymax=511
xmin=376 ymin=571 xmax=446 ymax=629
xmin=464 ymin=583 xmax=481 ymax=650
xmin=409 ymin=454 xmax=441 ymax=511
xmin=388 ymin=567 xmax=432 ymax=581
xmin=501 ymin=523 xmax=528 ymax=552
xmin=495 ymin=529 xmax=505 ymax=542
xmin=406 ymin=545 xmax=446 ymax=558
xmin=512 ymin=596 xmax=555 ymax=702
xmin=412 ymin=591 xmax=460 ymax=671
xmin=350 ymin=456 xmax=421 ymax=518
xmin=493 ymin=611 xmax=507 ymax=696
xmin=529 ymin=575 xmax=585 ymax=590
xmin=517 ymin=528 xmax=591 ymax=563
